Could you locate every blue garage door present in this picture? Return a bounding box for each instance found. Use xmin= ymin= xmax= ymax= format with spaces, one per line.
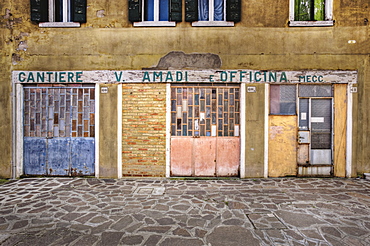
xmin=23 ymin=85 xmax=95 ymax=176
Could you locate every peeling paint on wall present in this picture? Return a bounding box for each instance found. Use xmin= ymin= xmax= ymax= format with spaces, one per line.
xmin=96 ymin=10 xmax=105 ymax=18
xmin=152 ymin=51 xmax=222 ymax=70
xmin=1 ymin=9 xmax=22 ymax=29
xmin=17 ymin=41 xmax=27 ymax=51
xmin=269 ymin=126 xmax=284 ymax=139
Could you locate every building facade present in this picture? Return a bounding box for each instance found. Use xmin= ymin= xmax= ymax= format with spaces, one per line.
xmin=0 ymin=0 xmax=369 ymax=179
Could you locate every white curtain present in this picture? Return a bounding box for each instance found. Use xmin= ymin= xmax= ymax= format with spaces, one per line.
xmin=198 ymin=0 xmax=224 ymax=21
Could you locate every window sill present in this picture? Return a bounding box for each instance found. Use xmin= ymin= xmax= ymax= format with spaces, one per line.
xmin=289 ymin=21 xmax=334 ymax=27
xmin=133 ymin=21 xmax=176 ymax=27
xmin=192 ymin=21 xmax=234 ymax=27
xmin=39 ymin=22 xmax=81 ymax=28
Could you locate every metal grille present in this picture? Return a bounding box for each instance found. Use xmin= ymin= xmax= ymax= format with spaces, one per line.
xmin=299 ymin=85 xmax=333 ymax=97
xmin=171 ymin=86 xmax=240 ymax=137
xmin=311 ymin=99 xmax=332 ymax=149
xmin=23 ymin=86 xmax=95 ymax=138
xmin=270 ymin=85 xmax=296 ymax=115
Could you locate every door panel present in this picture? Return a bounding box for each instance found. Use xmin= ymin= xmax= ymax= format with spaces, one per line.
xmin=311 ymin=149 xmax=332 ymax=165
xmin=297 ymin=144 xmax=309 ymax=165
xmin=311 ymin=99 xmax=332 ymax=164
xmin=47 ymin=138 xmax=71 ymax=176
xmin=71 ymin=138 xmax=95 ymax=176
xmin=24 ymin=138 xmax=47 ymax=175
xmin=194 ymin=138 xmax=216 ymax=176
xmin=170 ymin=137 xmax=193 ymax=176
xmin=297 ymin=87 xmax=333 ymax=176
xmin=217 ymin=137 xmax=239 ymax=176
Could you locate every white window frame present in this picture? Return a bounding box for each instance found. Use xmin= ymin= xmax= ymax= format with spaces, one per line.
xmin=134 ymin=0 xmax=176 ymax=27
xmin=192 ymin=0 xmax=234 ymax=27
xmin=289 ymin=0 xmax=333 ymax=27
xmin=39 ymin=0 xmax=80 ymax=28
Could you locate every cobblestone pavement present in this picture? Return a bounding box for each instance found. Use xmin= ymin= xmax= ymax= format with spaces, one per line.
xmin=0 ymin=178 xmax=370 ymax=246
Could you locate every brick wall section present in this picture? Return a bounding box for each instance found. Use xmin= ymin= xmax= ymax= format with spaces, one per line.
xmin=122 ymin=83 xmax=167 ymax=177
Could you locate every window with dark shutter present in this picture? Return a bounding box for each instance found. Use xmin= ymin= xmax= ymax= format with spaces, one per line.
xmin=130 ymin=0 xmax=181 ymax=26
xmin=30 ymin=0 xmax=49 ymax=22
xmin=185 ymin=0 xmax=198 ymax=22
xmin=226 ymin=0 xmax=240 ymax=23
xmin=72 ymin=0 xmax=87 ymax=23
xmin=185 ymin=0 xmax=240 ymax=26
xmin=129 ymin=0 xmax=142 ymax=22
xmin=170 ymin=0 xmax=182 ymax=22
xmin=30 ymin=0 xmax=86 ymax=27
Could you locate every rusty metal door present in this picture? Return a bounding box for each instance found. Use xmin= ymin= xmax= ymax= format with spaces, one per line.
xmin=170 ymin=85 xmax=240 ymax=177
xmin=23 ymin=85 xmax=95 ymax=176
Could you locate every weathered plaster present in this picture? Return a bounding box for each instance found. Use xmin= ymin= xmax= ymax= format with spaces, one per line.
xmin=0 ymin=0 xmax=369 ymax=178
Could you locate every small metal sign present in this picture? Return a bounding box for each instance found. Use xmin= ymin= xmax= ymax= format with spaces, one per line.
xmin=247 ymin=86 xmax=256 ymax=93
xmin=101 ymin=87 xmax=108 ymax=94
xmin=350 ymin=86 xmax=357 ymax=93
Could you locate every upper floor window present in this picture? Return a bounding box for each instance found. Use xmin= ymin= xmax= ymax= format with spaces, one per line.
xmin=289 ymin=0 xmax=333 ymax=26
xmin=129 ymin=0 xmax=182 ymax=26
xmin=186 ymin=0 xmax=241 ymax=26
xmin=30 ymin=0 xmax=87 ymax=27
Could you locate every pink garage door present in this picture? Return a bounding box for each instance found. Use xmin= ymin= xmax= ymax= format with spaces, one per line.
xmin=170 ymin=85 xmax=240 ymax=177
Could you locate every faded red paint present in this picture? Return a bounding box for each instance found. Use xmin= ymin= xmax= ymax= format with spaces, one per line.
xmin=216 ymin=138 xmax=240 ymax=176
xmin=171 ymin=136 xmax=240 ymax=177
xmin=194 ymin=138 xmax=217 ymax=176
xmin=170 ymin=137 xmax=192 ymax=176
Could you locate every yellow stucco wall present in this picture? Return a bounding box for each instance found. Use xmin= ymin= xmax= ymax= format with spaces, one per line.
xmin=0 ymin=0 xmax=369 ymax=178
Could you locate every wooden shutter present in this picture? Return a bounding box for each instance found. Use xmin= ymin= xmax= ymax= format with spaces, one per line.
xmin=226 ymin=0 xmax=241 ymax=22
xmin=72 ymin=0 xmax=87 ymax=23
xmin=185 ymin=0 xmax=198 ymax=22
xmin=129 ymin=0 xmax=142 ymax=22
xmin=30 ymin=0 xmax=48 ymax=22
xmin=170 ymin=0 xmax=182 ymax=22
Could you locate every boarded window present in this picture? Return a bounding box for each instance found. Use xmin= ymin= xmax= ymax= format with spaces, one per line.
xmin=270 ymin=85 xmax=296 ymax=115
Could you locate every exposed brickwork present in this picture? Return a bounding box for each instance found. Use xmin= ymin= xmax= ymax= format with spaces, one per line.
xmin=122 ymin=84 xmax=167 ymax=177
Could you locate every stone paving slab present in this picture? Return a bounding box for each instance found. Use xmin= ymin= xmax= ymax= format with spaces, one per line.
xmin=0 ymin=178 xmax=369 ymax=245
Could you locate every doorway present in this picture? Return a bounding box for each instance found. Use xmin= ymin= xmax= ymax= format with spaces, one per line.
xmin=23 ymin=85 xmax=95 ymax=176
xmin=170 ymin=85 xmax=240 ymax=177
xmin=297 ymin=85 xmax=333 ymax=176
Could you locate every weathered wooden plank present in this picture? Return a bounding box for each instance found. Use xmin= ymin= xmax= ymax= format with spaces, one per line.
xmin=268 ymin=115 xmax=297 ymax=177
xmin=334 ymin=84 xmax=347 ymax=177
